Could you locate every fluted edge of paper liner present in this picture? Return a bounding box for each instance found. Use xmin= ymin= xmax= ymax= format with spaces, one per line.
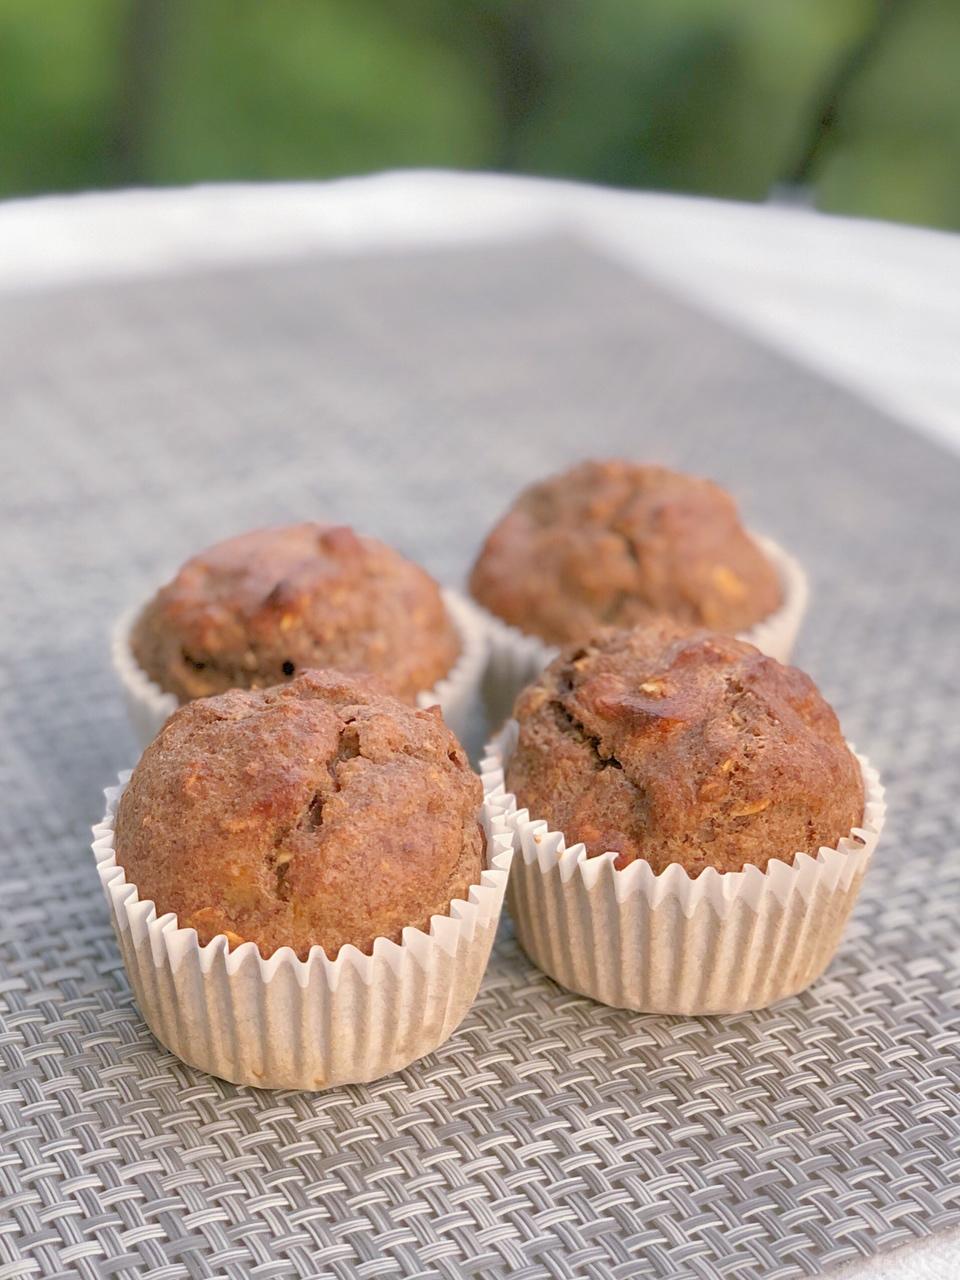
xmin=93 ymin=778 xmax=514 ymax=1090
xmin=481 ymin=720 xmax=884 ymax=1016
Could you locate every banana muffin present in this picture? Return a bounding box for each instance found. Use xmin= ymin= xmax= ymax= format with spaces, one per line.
xmin=470 ymin=460 xmax=782 ymax=645
xmin=132 ymin=523 xmax=460 ymax=704
xmin=115 ymin=669 xmax=484 ymax=959
xmin=506 ymin=621 xmax=864 ymax=876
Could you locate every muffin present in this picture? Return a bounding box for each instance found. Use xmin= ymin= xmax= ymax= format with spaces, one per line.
xmin=471 ymin=460 xmax=783 ymax=644
xmin=472 ymin=461 xmax=808 ymax=728
xmin=506 ymin=622 xmax=863 ymax=877
xmin=482 ymin=622 xmax=884 ymax=1015
xmin=117 ymin=670 xmax=483 ymax=959
xmin=96 ymin=670 xmax=514 ymax=1089
xmin=132 ymin=523 xmax=460 ymax=704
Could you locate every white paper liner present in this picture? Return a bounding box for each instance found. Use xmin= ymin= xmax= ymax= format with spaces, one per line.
xmin=482 ymin=720 xmax=885 ymax=1015
xmin=112 ymin=587 xmax=488 ymax=750
xmin=479 ymin=534 xmax=809 ymax=731
xmin=93 ymin=779 xmax=514 ymax=1090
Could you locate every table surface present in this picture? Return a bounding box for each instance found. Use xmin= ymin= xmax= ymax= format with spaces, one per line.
xmin=2 ymin=170 xmax=959 ymax=460
xmin=2 ymin=172 xmax=959 ymax=1280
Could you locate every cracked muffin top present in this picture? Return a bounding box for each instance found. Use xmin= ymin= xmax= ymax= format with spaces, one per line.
xmin=132 ymin=523 xmax=460 ymax=704
xmin=469 ymin=460 xmax=782 ymax=645
xmin=115 ymin=670 xmax=484 ymax=959
xmin=505 ymin=621 xmax=863 ymax=876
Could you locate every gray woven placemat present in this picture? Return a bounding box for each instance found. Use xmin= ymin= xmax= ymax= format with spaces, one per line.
xmin=1 ymin=237 xmax=959 ymax=1280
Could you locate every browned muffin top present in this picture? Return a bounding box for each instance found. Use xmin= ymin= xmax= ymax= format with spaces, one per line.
xmin=115 ymin=670 xmax=484 ymax=959
xmin=132 ymin=523 xmax=460 ymax=703
xmin=469 ymin=460 xmax=782 ymax=645
xmin=506 ymin=621 xmax=863 ymax=876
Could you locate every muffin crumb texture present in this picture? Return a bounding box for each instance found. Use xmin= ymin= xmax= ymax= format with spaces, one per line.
xmin=132 ymin=523 xmax=460 ymax=703
xmin=506 ymin=621 xmax=863 ymax=876
xmin=470 ymin=460 xmax=782 ymax=644
xmin=115 ymin=670 xmax=484 ymax=959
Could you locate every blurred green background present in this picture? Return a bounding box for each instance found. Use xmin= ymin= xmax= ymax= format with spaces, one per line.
xmin=2 ymin=0 xmax=958 ymax=229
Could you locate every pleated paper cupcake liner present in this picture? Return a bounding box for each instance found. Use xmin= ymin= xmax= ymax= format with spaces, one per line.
xmin=93 ymin=778 xmax=514 ymax=1090
xmin=112 ymin=587 xmax=488 ymax=750
xmin=482 ymin=720 xmax=884 ymax=1016
xmin=739 ymin=535 xmax=809 ymax=665
xmin=479 ymin=534 xmax=809 ymax=731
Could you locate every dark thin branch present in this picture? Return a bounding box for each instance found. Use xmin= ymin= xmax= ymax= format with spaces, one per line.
xmin=475 ymin=1 xmax=550 ymax=172
xmin=108 ymin=0 xmax=168 ymax=186
xmin=783 ymin=0 xmax=905 ymax=190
